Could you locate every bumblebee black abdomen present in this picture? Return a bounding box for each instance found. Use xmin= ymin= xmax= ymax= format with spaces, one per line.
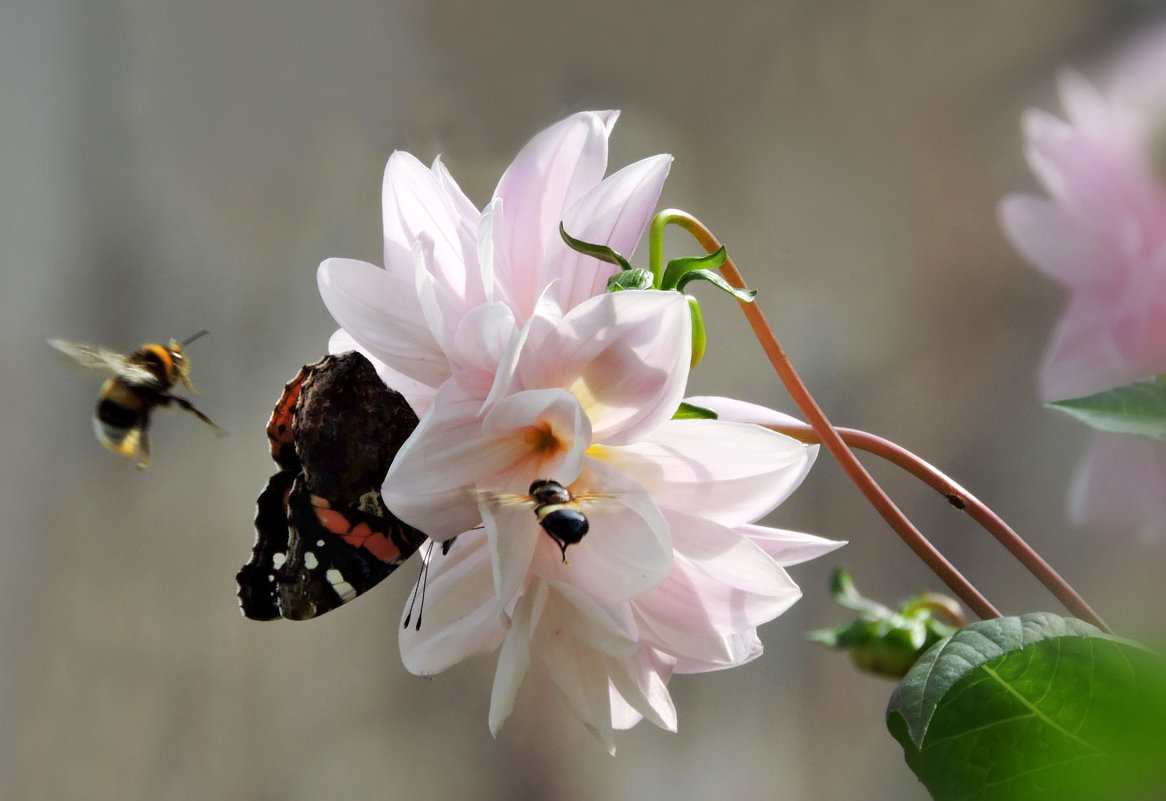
xmin=96 ymin=395 xmax=140 ymax=429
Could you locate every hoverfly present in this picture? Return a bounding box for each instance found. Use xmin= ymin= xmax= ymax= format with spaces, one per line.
xmin=49 ymin=331 xmax=222 ymax=468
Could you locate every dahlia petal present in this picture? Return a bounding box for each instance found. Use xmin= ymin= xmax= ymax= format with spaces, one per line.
xmin=1056 ymin=69 xmax=1111 ymax=133
xmin=673 ymin=631 xmax=764 ymax=674
xmin=553 ymin=154 xmax=673 ymax=312
xmin=546 ymin=579 xmax=639 ymax=657
xmin=492 ymin=111 xmax=618 ymax=318
xmin=536 ymin=600 xmax=616 ymax=752
xmin=999 ymin=194 xmax=1107 ymax=286
xmin=317 ymin=257 xmax=450 ymax=388
xmin=399 ymin=531 xmax=505 ymax=675
xmin=488 ymin=582 xmax=544 ymax=735
xmin=483 ymin=500 xmax=540 ymax=615
xmin=518 ymin=291 xmax=691 ymax=444
xmin=382 ymin=151 xmax=478 ymax=301
xmin=1022 ymin=108 xmax=1136 ymax=225
xmin=1039 ymin=299 xmax=1135 ymax=400
xmin=1069 ymin=433 xmax=1166 ymax=541
xmin=605 ymin=651 xmax=677 ymax=732
xmin=736 ymin=524 xmax=846 ymax=566
xmin=599 ymin=417 xmax=815 ymax=527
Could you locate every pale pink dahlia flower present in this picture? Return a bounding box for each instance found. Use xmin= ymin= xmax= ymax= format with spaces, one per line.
xmin=318 ymin=110 xmax=672 ymax=417
xmin=1000 ymin=33 xmax=1166 ymax=540
xmin=318 ymin=111 xmax=838 ymax=744
xmin=383 ymin=290 xmax=838 ymax=747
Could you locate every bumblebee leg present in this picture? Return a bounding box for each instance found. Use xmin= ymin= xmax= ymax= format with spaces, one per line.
xmin=170 ymin=396 xmax=225 ymax=435
xmin=136 ymin=430 xmax=151 ymax=469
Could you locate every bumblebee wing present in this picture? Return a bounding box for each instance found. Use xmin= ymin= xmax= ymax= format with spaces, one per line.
xmin=49 ymin=339 xmax=162 ymax=388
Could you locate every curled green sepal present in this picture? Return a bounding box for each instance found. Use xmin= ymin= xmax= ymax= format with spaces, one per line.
xmin=808 ymin=568 xmax=963 ymax=679
xmin=676 ymin=267 xmax=757 ymax=303
xmin=606 ymin=268 xmax=655 ymax=292
xmin=688 ymin=295 xmax=706 ymax=369
xmin=660 ymin=247 xmax=727 ymax=289
xmin=887 ymin=613 xmax=1166 ymax=801
xmin=671 ymin=401 xmax=718 ymax=420
xmin=559 ymin=223 xmax=633 ymax=272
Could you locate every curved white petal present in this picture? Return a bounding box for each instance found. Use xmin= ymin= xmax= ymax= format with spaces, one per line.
xmin=637 ymin=510 xmax=802 ymax=634
xmin=482 ymin=499 xmax=540 ymax=615
xmin=673 ymin=631 xmax=764 ymax=674
xmin=518 ymin=291 xmax=691 ymax=444
xmin=534 ymin=596 xmax=617 ymax=752
xmin=605 ymin=649 xmax=677 ymax=732
xmin=492 ymin=111 xmax=618 ymax=318
xmin=317 ymin=257 xmax=450 ymax=389
xmin=488 ymin=581 xmax=546 ymax=735
xmin=399 ymin=532 xmax=505 ymax=675
xmin=382 ymin=151 xmax=481 ymax=305
xmin=598 ymin=417 xmax=815 ymax=527
xmin=999 ymin=194 xmax=1105 ymax=287
xmin=546 ymin=579 xmax=639 ymax=657
xmin=736 ymin=524 xmax=846 ymax=566
xmin=482 ymin=387 xmax=592 ymax=486
xmin=1069 ymin=433 xmax=1166 ymax=541
xmin=553 ymin=154 xmax=673 ymax=312
xmin=1039 ymin=299 xmax=1136 ymax=401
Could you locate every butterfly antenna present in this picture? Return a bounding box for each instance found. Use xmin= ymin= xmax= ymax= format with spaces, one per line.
xmin=181 ymin=330 xmax=210 ymax=347
xmin=403 ymin=540 xmax=435 ymax=631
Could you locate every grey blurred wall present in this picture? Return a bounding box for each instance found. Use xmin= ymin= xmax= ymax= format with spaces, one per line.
xmin=3 ymin=2 xmax=1160 ymax=799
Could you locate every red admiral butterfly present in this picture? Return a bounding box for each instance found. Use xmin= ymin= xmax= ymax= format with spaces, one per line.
xmin=236 ymin=352 xmax=428 ymax=620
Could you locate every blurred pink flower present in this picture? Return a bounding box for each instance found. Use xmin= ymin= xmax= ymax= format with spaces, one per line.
xmin=317 ymin=110 xmax=672 ymax=417
xmin=1000 ymin=33 xmax=1166 ymax=539
xmin=384 ymin=291 xmax=837 ymax=747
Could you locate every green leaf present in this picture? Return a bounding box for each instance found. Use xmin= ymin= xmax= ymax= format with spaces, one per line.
xmin=1047 ymin=376 xmax=1166 ymax=442
xmin=659 ymin=247 xmax=728 ymax=291
xmin=671 ymin=401 xmax=718 ymax=420
xmin=559 ymin=223 xmax=634 ymax=272
xmin=887 ymin=613 xmax=1166 ymax=801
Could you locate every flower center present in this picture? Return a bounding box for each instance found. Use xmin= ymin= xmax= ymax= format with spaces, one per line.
xmin=525 ymin=421 xmax=564 ymax=455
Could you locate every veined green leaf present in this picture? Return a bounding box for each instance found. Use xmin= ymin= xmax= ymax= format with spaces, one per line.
xmin=1047 ymin=376 xmax=1166 ymax=442
xmin=887 ymin=613 xmax=1166 ymax=801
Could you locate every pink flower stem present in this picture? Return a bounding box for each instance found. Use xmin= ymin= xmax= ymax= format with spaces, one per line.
xmin=657 ymin=210 xmax=1010 ymax=620
xmin=768 ymin=422 xmax=1110 ymax=632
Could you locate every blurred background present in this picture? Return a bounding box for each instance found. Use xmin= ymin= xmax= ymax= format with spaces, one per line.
xmin=4 ymin=1 xmax=1165 ymax=799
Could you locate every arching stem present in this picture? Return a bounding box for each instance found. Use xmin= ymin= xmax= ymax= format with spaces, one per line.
xmin=656 ymin=210 xmax=1005 ymax=619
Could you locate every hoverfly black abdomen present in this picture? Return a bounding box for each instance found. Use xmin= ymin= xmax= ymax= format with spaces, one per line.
xmin=529 ymin=479 xmax=589 ymax=560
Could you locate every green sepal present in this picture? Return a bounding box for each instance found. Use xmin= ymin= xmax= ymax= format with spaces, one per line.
xmin=671 ymin=401 xmax=719 ymax=420
xmin=660 ymin=247 xmax=727 ymax=290
xmin=606 ymin=268 xmax=655 ymax=292
xmin=675 ymin=267 xmax=757 ymax=303
xmin=1047 ymin=375 xmax=1166 ymax=442
xmin=559 ymin=223 xmax=634 ymax=272
xmin=687 ymin=295 xmax=706 ymax=369
xmin=887 ymin=613 xmax=1166 ymax=801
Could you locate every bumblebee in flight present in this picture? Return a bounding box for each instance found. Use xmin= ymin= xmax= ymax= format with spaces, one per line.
xmin=50 ymin=331 xmax=223 ymax=468
xmin=477 ymin=479 xmax=593 ymax=560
